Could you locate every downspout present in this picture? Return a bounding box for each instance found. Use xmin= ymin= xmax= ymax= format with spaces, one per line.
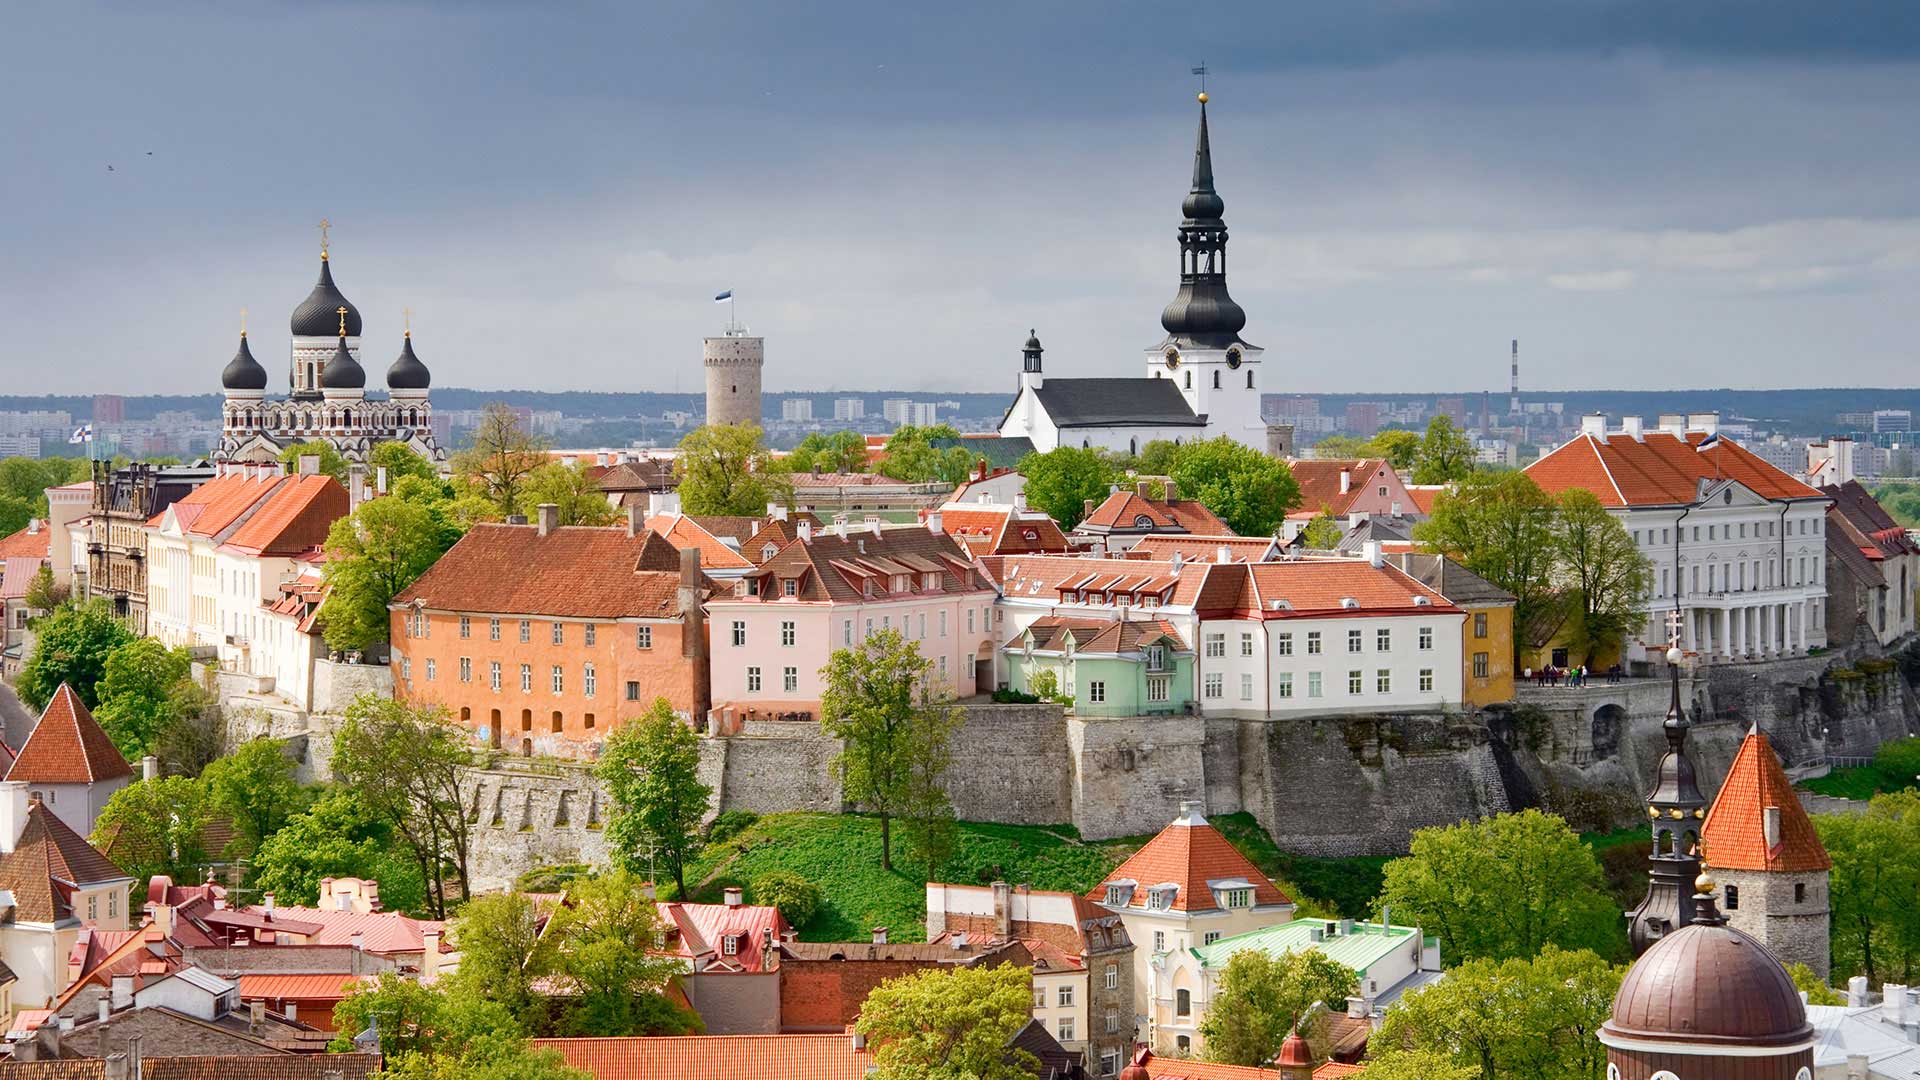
xmin=1779 ymin=500 xmax=1792 ymax=648
xmin=1673 ymin=502 xmax=1695 ymax=650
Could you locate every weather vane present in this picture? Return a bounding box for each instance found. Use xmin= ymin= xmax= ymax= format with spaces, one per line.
xmin=239 ymin=306 xmax=247 ymax=337
xmin=1192 ymin=63 xmax=1209 ymax=96
xmin=319 ymin=218 xmax=331 ymax=258
xmin=403 ymin=306 xmax=413 ymax=337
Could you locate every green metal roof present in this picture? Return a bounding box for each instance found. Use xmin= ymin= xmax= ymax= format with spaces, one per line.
xmin=1190 ymin=919 xmax=1418 ymax=975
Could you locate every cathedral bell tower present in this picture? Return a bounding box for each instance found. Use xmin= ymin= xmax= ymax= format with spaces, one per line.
xmin=1626 ymin=646 xmax=1708 ymax=956
xmin=1148 ymin=91 xmax=1265 ymax=447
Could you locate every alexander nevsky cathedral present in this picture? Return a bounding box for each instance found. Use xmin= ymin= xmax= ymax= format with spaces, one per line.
xmin=216 ymin=227 xmax=443 ymax=465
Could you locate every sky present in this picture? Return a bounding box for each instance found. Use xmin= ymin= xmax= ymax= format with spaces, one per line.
xmin=4 ymin=1 xmax=1918 ymax=396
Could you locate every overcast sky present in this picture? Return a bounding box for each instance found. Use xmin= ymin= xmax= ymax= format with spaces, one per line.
xmin=4 ymin=1 xmax=1918 ymax=396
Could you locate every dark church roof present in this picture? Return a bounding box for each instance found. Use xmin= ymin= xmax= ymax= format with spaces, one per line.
xmin=290 ymin=256 xmax=362 ymax=338
xmin=1030 ymin=378 xmax=1201 ymax=429
xmin=320 ymin=335 xmax=366 ymax=390
xmin=1606 ymin=888 xmax=1811 ymax=1049
xmin=220 ymin=333 xmax=268 ymax=391
xmin=387 ymin=333 xmax=431 ymax=390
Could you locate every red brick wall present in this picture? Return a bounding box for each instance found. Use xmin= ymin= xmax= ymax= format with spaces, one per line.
xmin=779 ymin=959 xmax=946 ymax=1032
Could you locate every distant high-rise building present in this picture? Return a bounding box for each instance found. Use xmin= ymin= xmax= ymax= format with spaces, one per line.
xmin=1874 ymin=409 xmax=1912 ymax=434
xmin=882 ymin=398 xmax=913 ymax=425
xmin=1835 ymin=411 xmax=1874 ymax=432
xmin=1344 ymin=401 xmax=1380 ymax=435
xmin=1272 ymin=396 xmax=1319 ymax=418
xmin=92 ymin=395 xmax=125 ymax=425
xmin=1436 ymin=397 xmax=1468 ymax=423
xmin=704 ymin=325 xmax=764 ymax=428
xmin=781 ymin=398 xmax=814 ymax=422
xmin=909 ymin=402 xmax=939 ymax=427
xmin=834 ymin=398 xmax=866 ymax=421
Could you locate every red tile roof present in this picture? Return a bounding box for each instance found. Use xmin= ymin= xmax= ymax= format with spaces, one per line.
xmin=393 ymin=523 xmax=696 ymax=620
xmin=0 ymin=1058 xmax=382 ymax=1080
xmin=154 ymin=471 xmax=287 ymax=535
xmin=1403 ymin=485 xmax=1446 ymax=515
xmin=534 ymin=1034 xmax=874 ymax=1080
xmin=0 ymin=555 xmax=47 ymax=600
xmin=654 ymin=900 xmax=790 ymax=973
xmin=1080 ymin=491 xmax=1233 ymax=536
xmin=646 ymin=514 xmax=755 ymax=570
xmin=1290 ymin=459 xmax=1387 ymax=518
xmin=1013 ymin=615 xmax=1188 ymax=655
xmin=1139 ymin=1051 xmax=1288 ymax=1078
xmin=1701 ymin=729 xmax=1831 ymax=873
xmin=980 ymin=554 xmax=1219 ymax=609
xmin=237 ymin=972 xmax=373 ymax=1000
xmin=937 ymin=507 xmax=1072 ymax=557
xmin=7 ymin=683 xmax=133 ymax=784
xmin=0 ymin=802 xmax=131 ymax=921
xmin=1238 ymin=560 xmax=1459 ymax=620
xmin=1131 ymin=535 xmax=1278 ymax=563
xmin=1526 ymin=431 xmax=1825 ymax=508
xmin=0 ymin=522 xmax=51 ymax=560
xmin=231 ymin=905 xmax=447 ymax=955
xmin=726 ymin=526 xmax=987 ymax=606
xmin=219 ymin=475 xmax=349 ymax=557
xmin=1091 ymin=808 xmax=1290 ymax=914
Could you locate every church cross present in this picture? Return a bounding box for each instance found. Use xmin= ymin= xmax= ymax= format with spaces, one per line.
xmin=319 ymin=218 xmax=331 ymax=256
xmin=337 ymin=306 xmax=349 ymax=337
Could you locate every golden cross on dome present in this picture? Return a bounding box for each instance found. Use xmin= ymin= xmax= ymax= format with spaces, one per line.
xmin=319 ymin=218 xmax=331 ymax=258
xmin=403 ymin=306 xmax=413 ymax=338
xmin=239 ymin=306 xmax=247 ymax=337
xmin=336 ymin=306 xmax=349 ymax=337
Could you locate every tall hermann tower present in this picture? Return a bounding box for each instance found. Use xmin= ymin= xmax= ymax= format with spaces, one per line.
xmin=703 ymin=315 xmax=764 ymax=429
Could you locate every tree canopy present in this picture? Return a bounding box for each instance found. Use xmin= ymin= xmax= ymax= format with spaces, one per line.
xmin=93 ymin=637 xmax=195 ymax=759
xmin=676 ymin=422 xmax=791 ymax=516
xmin=1373 ymin=945 xmax=1620 ymax=1080
xmin=17 ymin=597 xmax=135 ymax=710
xmin=321 ymin=488 xmax=462 ymax=651
xmin=597 ymin=699 xmax=712 ymax=896
xmin=1016 ymin=446 xmax=1117 ymax=530
xmin=1817 ymin=788 xmax=1920 ymax=983
xmin=278 ymin=440 xmax=350 ymax=483
xmin=252 ymin=788 xmax=428 ymax=915
xmin=1197 ymin=947 xmax=1358 ymax=1067
xmin=89 ymin=776 xmax=213 ymax=886
xmin=1411 ymin=416 xmax=1477 ymax=484
xmin=1376 ymin=809 xmax=1623 ymax=965
xmin=1167 ymin=437 xmax=1301 ymax=537
xmin=452 ymin=404 xmax=551 ymax=518
xmin=1552 ymin=489 xmax=1654 ymax=666
xmin=786 ymin=430 xmax=868 ymax=475
xmin=881 ymin=425 xmax=974 ymax=485
xmin=520 ymin=460 xmax=619 ymax=527
xmin=203 ymin=737 xmax=308 ymax=858
xmin=1414 ymin=472 xmax=1565 ymax=665
xmin=330 ymin=695 xmax=473 ymax=917
xmin=855 ymin=963 xmax=1039 ymax=1080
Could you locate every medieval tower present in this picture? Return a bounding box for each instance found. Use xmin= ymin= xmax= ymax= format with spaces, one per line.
xmin=703 ymin=325 xmax=764 ymax=429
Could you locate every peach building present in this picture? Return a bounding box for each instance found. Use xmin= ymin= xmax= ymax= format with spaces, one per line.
xmin=389 ymin=506 xmax=711 ymax=756
xmin=704 ymin=520 xmax=997 ymax=729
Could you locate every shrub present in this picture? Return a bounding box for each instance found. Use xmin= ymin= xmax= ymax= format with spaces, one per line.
xmin=751 ymin=870 xmax=825 ymax=928
xmin=706 ymin=809 xmax=760 ymax=846
xmin=991 ymin=687 xmax=1040 ymax=704
xmin=1873 ymin=737 xmax=1920 ymax=794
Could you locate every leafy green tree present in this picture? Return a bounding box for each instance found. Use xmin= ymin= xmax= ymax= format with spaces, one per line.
xmin=543 ymin=871 xmax=693 ymax=1036
xmin=1168 ymin=437 xmax=1301 ymax=536
xmin=252 ymin=789 xmax=427 ymax=914
xmin=820 ymin=630 xmax=961 ymax=871
xmin=89 ymin=776 xmax=213 ymax=885
xmin=519 ymin=461 xmax=618 ymax=526
xmin=1552 ymin=490 xmax=1653 ymax=666
xmin=1137 ymin=439 xmax=1182 ymax=477
xmin=750 ymin=871 xmax=824 ymax=929
xmin=897 ymin=681 xmax=962 ymax=878
xmin=1357 ymin=1050 xmax=1482 ymax=1080
xmin=1377 ymin=809 xmax=1622 ymax=965
xmin=1017 ymin=446 xmax=1116 ymax=530
xmin=856 ymin=963 xmax=1039 ymax=1080
xmin=1817 ymin=789 xmax=1920 ymax=982
xmin=1415 ymin=471 xmax=1565 ymax=665
xmin=23 ymin=565 xmax=67 ymax=614
xmin=93 ymin=638 xmax=194 ymax=759
xmin=153 ymin=682 xmax=225 ymax=777
xmin=1871 ymin=735 xmax=1920 ymax=794
xmin=1198 ymin=948 xmax=1358 ymax=1067
xmin=1412 ymin=416 xmax=1477 ymax=484
xmin=676 ymin=422 xmax=792 ymax=515
xmin=881 ymin=425 xmax=973 ymax=485
xmin=331 ymin=695 xmax=474 ymax=917
xmin=1788 ymin=962 xmax=1844 ymax=1005
xmin=1368 ymin=428 xmax=1421 ymax=471
xmin=1373 ymin=945 xmax=1620 ymax=1080
xmin=321 ymin=492 xmax=460 ymax=651
xmin=1301 ymin=511 xmax=1343 ymax=550
xmin=453 ymin=404 xmax=552 ymax=518
xmin=0 ymin=493 xmax=35 ymax=537
xmin=278 ymin=440 xmax=349 ymax=483
xmin=203 ymin=738 xmax=307 ymax=857
xmin=786 ymin=430 xmax=868 ymax=475
xmin=1310 ymin=435 xmax=1375 ymax=459
xmin=445 ymin=891 xmax=547 ymax=1021
xmin=371 ymin=442 xmax=441 ymax=486
xmin=17 ymin=597 xmax=135 ymax=709
xmin=597 ymin=699 xmax=712 ymax=896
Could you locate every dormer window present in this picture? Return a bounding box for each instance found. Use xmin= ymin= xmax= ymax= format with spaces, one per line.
xmin=1144 ymin=645 xmax=1168 ymax=672
xmin=782 ymin=578 xmax=797 ymax=597
xmin=1105 ymin=884 xmax=1134 ymax=908
xmin=723 ymin=934 xmax=741 ymax=956
xmin=923 ymin=572 xmax=941 ymax=590
xmin=863 ymin=579 xmax=873 ymax=597
xmin=1222 ymin=888 xmax=1251 ymax=909
xmin=1148 ymin=886 xmax=1176 ymax=910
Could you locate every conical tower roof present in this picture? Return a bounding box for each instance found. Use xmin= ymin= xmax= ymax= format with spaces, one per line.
xmin=1702 ymin=728 xmax=1832 ymax=873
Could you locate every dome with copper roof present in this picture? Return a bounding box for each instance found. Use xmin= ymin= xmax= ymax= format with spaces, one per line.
xmin=1117 ymin=1048 xmax=1150 ymax=1080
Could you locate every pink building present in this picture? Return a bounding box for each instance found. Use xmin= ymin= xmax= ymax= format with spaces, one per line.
xmin=705 ymin=521 xmax=997 ymax=729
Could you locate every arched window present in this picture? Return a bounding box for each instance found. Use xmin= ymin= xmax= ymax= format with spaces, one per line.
xmin=1129 ymin=438 xmax=1137 ymax=456
xmin=1184 ymin=371 xmax=1192 ymax=389
xmin=1247 ymin=371 xmax=1255 ymax=389
xmin=1212 ymin=370 xmax=1221 ymax=389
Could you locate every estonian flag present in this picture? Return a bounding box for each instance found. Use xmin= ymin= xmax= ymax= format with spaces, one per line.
xmin=67 ymin=424 xmax=92 ymax=445
xmin=714 ymin=290 xmax=733 ymax=303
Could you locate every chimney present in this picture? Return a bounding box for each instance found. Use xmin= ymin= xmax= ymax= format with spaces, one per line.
xmin=1581 ymin=413 xmax=1608 ymax=438
xmin=98 ymin=997 xmax=111 ymax=1023
xmin=111 ymin=973 xmax=134 ymax=1010
xmin=1658 ymin=413 xmax=1686 ymax=436
xmin=868 ymin=518 xmax=883 ymax=538
xmin=104 ymin=1055 xmax=128 ymax=1080
xmin=249 ymin=999 xmax=265 ymax=1030
xmin=285 ymin=1001 xmax=297 ymax=1022
xmin=536 ymin=503 xmax=559 ymax=537
xmin=1687 ymin=412 xmax=1721 ymax=437
xmin=1348 ymin=511 xmax=1366 ymax=530
xmin=1849 ymin=1053 xmax=1871 ymax=1080
xmin=27 ymin=519 xmax=41 ymax=535
xmin=1338 ymin=469 xmax=1351 ymax=495
xmin=926 ymin=510 xmax=942 ymax=534
xmin=992 ymin=880 xmax=1013 ymax=939
xmin=141 ymin=755 xmax=159 ymax=782
xmin=797 ymin=520 xmax=812 ymax=542
xmin=1217 ymin=545 xmax=1231 ymax=564
xmin=1764 ymin=805 xmax=1782 ymax=850
xmin=1136 ymin=481 xmax=1152 ymax=500
xmin=723 ymin=887 xmax=744 ymax=908
xmin=351 ymin=931 xmax=365 ymax=952
xmin=1083 ymin=498 xmax=1095 ymax=519
xmin=871 ymin=927 xmax=888 ymax=945
xmin=1849 ymin=975 xmax=1870 ymax=1008
xmin=627 ymin=504 xmax=643 ymax=537
xmin=852 ymin=1030 xmax=867 ymax=1052
xmin=834 ymin=518 xmax=848 ymax=539
xmin=1364 ymin=540 xmax=1384 ymax=569
xmin=1884 ymin=983 xmax=1908 ymax=1026
xmin=1013 ymin=490 xmax=1028 ymax=511
xmin=506 ymin=513 xmax=528 ymax=525
xmin=1346 ymin=996 xmax=1368 ymax=1019
xmin=365 ymin=879 xmax=380 ymax=910
xmin=128 ymin=1035 xmax=141 ymax=1079
xmin=768 ymin=502 xmax=788 ymax=521
xmin=376 ymin=465 xmax=389 ymax=495
xmin=678 ymin=548 xmax=706 ymax=666
xmin=422 ymin=930 xmax=442 ymax=982
xmin=1163 ymin=480 xmax=1178 ymax=503
xmin=0 ymin=781 xmax=30 ymax=854
xmin=1621 ymin=416 xmax=1645 ymax=441
xmin=263 ymin=892 xmax=275 ymax=914
xmin=347 ymin=463 xmax=367 ymax=507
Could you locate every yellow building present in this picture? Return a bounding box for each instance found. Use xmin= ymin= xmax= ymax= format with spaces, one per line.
xmin=1388 ymin=553 xmax=1516 ymax=707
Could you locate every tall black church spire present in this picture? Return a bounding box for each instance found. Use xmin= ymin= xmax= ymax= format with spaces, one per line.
xmin=1626 ymin=647 xmax=1709 ymax=956
xmin=1159 ymin=93 xmax=1249 ymax=351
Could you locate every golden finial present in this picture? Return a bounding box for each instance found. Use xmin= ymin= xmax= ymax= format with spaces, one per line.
xmin=403 ymin=306 xmax=413 ymax=339
xmin=1694 ymin=870 xmax=1715 ymax=895
xmin=239 ymin=306 xmax=247 ymax=338
xmin=319 ymin=218 xmax=331 ymax=260
xmin=336 ymin=306 xmax=349 ymax=337
xmin=1197 ymin=91 xmax=1208 ymax=104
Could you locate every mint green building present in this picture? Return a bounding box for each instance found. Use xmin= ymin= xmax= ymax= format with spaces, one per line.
xmin=1004 ymin=616 xmax=1194 ymax=718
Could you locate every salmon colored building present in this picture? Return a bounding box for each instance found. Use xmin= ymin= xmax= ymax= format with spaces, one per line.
xmin=390 ymin=506 xmax=712 ymax=757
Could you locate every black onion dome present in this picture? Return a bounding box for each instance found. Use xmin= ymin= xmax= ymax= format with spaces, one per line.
xmin=387 ymin=334 xmax=431 ymax=390
xmin=290 ymin=257 xmax=363 ymax=338
xmin=221 ymin=333 xmax=268 ymax=391
xmin=320 ymin=335 xmax=366 ymax=389
xmin=1023 ymin=329 xmax=1043 ymax=352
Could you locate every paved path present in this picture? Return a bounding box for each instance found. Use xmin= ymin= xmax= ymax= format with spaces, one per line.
xmin=0 ymin=681 xmax=36 ymax=752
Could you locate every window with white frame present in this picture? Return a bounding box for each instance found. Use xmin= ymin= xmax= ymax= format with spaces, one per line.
xmin=783 ymin=666 xmax=798 ymax=692
xmin=425 ymin=658 xmax=436 ymax=681
xmin=1147 ymin=676 xmax=1170 ymax=703
xmin=1420 ymin=668 xmax=1435 ymax=692
xmin=732 ymin=621 xmax=746 ymax=646
xmin=1088 ymin=681 xmax=1106 ymax=703
xmin=1377 ymin=668 xmax=1392 ymax=693
xmin=1059 ymin=986 xmax=1074 ymax=1007
xmin=551 ymin=622 xmax=564 ymax=645
xmin=1307 ymin=630 xmax=1322 ymax=654
xmin=747 ymin=666 xmax=762 ymax=692
xmin=489 ymin=618 xmax=501 ymax=641
xmin=459 ymin=615 xmax=470 ymax=638
xmin=1204 ymin=673 xmax=1223 ymax=698
xmin=550 ymin=665 xmax=563 ymax=693
xmin=1104 ymin=964 xmax=1118 ymax=990
xmin=584 ymin=663 xmax=596 ymax=698
xmin=520 ymin=664 xmax=532 ymax=693
xmin=1240 ymin=632 xmax=1254 ymax=656
xmin=1419 ymin=626 xmax=1434 ymax=650
xmin=1277 ymin=632 xmax=1293 ymax=656
xmin=585 ymin=623 xmax=596 ymax=647
xmin=1348 ymin=629 xmax=1363 ymax=653
xmin=1205 ymin=633 xmax=1225 ymax=657
xmin=1058 ymin=1018 xmax=1074 ymax=1043
xmin=459 ymin=657 xmax=471 ymax=682
xmin=1377 ymin=628 xmax=1392 ymax=651
xmin=781 ymin=620 xmax=795 ymax=647
xmin=1240 ymin=673 xmax=1253 ymax=700
xmin=519 ymin=619 xmax=531 ymax=643
xmin=490 ymin=661 xmax=501 ymax=691
xmin=782 ymin=577 xmax=797 ymax=597
xmin=636 ymin=624 xmax=652 ymax=649
xmin=1348 ymin=669 xmax=1363 ymax=694
xmin=1308 ymin=671 xmax=1323 ymax=697
xmin=1276 ymin=673 xmax=1292 ymax=699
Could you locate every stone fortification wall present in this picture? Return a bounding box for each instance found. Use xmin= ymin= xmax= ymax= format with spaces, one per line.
xmin=312 ymin=659 xmax=393 ymax=715
xmin=463 ymin=762 xmax=612 ymax=894
xmin=942 ymin=705 xmax=1074 ymax=826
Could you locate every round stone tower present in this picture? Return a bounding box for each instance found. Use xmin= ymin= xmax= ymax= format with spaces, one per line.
xmin=703 ymin=328 xmax=764 ymax=428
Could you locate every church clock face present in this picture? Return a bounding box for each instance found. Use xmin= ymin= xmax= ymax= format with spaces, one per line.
xmin=1226 ymin=348 xmax=1243 ymax=369
xmin=1164 ymin=347 xmax=1181 ymax=369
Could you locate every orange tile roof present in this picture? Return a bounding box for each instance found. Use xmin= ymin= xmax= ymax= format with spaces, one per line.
xmin=0 ymin=522 xmax=52 ymax=559
xmin=1290 ymin=459 xmax=1386 ymax=518
xmin=937 ymin=508 xmax=1072 ymax=557
xmin=0 ymin=803 xmax=130 ymax=921
xmin=1313 ymin=1064 xmax=1367 ymax=1079
xmin=726 ymin=527 xmax=986 ymax=606
xmin=533 ymin=1034 xmax=874 ymax=1080
xmin=981 ymin=553 xmax=1219 ymax=609
xmin=1142 ymin=1053 xmax=1287 ymax=1078
xmin=394 ymin=523 xmax=695 ymax=619
xmin=1526 ymin=431 xmax=1825 ymax=508
xmin=220 ymin=475 xmax=349 ymax=556
xmin=7 ymin=683 xmax=133 ymax=784
xmin=1091 ymin=808 xmax=1290 ymax=914
xmin=1239 ymin=560 xmax=1459 ymax=619
xmin=646 ymin=513 xmax=755 ymax=570
xmin=236 ymin=905 xmax=446 ymax=955
xmin=237 ymin=972 xmax=372 ymax=1000
xmin=655 ymin=901 xmax=790 ymax=972
xmin=1131 ymin=535 xmax=1278 ymax=563
xmin=0 ymin=1058 xmax=383 ymax=1080
xmin=1701 ymin=729 xmax=1831 ymax=873
xmin=1403 ymin=485 xmax=1446 ymax=515
xmin=156 ymin=471 xmax=287 ymax=535
xmin=1080 ymin=491 xmax=1234 ymax=536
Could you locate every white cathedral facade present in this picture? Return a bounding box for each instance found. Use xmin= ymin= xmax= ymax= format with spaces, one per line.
xmin=217 ymin=239 xmax=443 ymax=466
xmin=998 ymin=93 xmax=1279 ymax=457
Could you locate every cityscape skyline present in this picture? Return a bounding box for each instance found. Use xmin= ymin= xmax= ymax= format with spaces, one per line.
xmin=6 ymin=2 xmax=1919 ymax=396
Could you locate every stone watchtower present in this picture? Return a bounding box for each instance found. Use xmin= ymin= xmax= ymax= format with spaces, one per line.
xmin=703 ymin=327 xmax=764 ymax=429
xmin=1701 ymin=726 xmax=1834 ymax=980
